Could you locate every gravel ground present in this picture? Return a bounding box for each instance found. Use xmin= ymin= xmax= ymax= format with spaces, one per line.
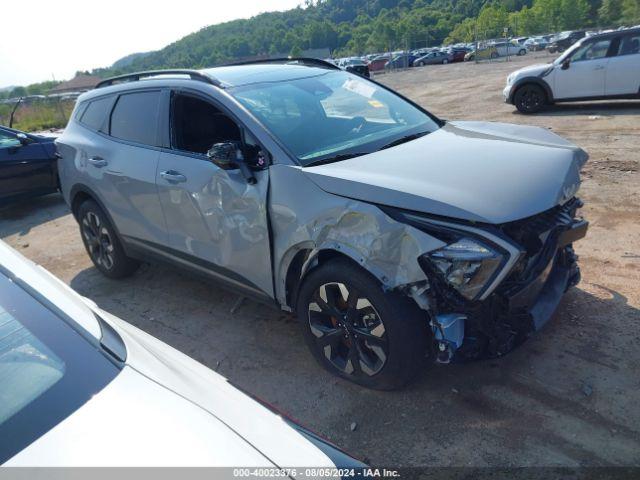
xmin=1 ymin=52 xmax=639 ymax=467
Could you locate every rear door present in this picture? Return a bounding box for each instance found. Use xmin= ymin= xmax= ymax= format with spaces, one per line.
xmin=155 ymin=90 xmax=273 ymax=298
xmin=0 ymin=128 xmax=54 ymax=202
xmin=77 ymin=90 xmax=167 ymax=246
xmin=605 ymin=32 xmax=640 ymax=96
xmin=553 ymin=38 xmax=613 ymax=99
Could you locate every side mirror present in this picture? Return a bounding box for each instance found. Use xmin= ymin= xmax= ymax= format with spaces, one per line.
xmin=207 ymin=141 xmax=256 ymax=185
xmin=206 ymin=142 xmax=238 ymax=170
xmin=561 ymin=59 xmax=570 ymax=70
xmin=16 ymin=133 xmax=33 ymax=146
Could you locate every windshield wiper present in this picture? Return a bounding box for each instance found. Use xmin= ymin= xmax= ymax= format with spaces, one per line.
xmin=304 ymin=152 xmax=368 ymax=167
xmin=379 ymin=131 xmax=430 ymax=150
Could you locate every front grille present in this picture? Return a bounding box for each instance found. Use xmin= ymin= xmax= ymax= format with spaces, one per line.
xmin=502 ymin=197 xmax=582 ymax=253
xmin=499 ymin=197 xmax=582 ymax=290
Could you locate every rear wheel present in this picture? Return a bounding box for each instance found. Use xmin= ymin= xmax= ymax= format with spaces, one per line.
xmin=518 ymin=49 xmax=527 ymax=56
xmin=490 ymin=52 xmax=499 ymax=59
xmin=442 ymin=58 xmax=449 ymax=64
xmin=78 ymin=200 xmax=140 ymax=279
xmin=514 ymin=84 xmax=547 ymax=114
xmin=296 ymin=259 xmax=428 ymax=390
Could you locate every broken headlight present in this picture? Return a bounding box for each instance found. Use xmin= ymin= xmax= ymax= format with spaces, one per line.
xmin=423 ymin=238 xmax=503 ymax=300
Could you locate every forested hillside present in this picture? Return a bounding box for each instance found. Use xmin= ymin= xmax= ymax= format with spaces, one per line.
xmin=92 ymin=0 xmax=637 ymax=77
xmin=3 ymin=0 xmax=639 ymax=97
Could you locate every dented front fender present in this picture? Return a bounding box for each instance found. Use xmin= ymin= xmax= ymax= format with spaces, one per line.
xmin=269 ymin=164 xmax=445 ymax=309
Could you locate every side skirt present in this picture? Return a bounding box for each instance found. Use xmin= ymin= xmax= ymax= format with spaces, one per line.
xmin=122 ymin=236 xmax=279 ymax=310
xmin=554 ymin=93 xmax=640 ymax=103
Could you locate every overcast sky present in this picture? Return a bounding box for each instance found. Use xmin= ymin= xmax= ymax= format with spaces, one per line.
xmin=0 ymin=0 xmax=302 ymax=88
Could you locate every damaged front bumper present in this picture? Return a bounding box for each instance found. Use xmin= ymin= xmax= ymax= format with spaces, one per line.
xmin=436 ymin=245 xmax=581 ymax=362
xmin=428 ymin=202 xmax=588 ymax=362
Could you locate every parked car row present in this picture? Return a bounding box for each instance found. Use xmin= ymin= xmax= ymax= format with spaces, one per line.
xmin=464 ymin=40 xmax=528 ymax=61
xmin=331 ymin=25 xmax=637 ymax=75
xmin=333 ymin=46 xmax=472 ymax=73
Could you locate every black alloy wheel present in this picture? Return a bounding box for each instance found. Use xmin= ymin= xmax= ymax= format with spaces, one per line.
xmin=82 ymin=211 xmax=115 ymax=271
xmin=308 ymin=282 xmax=388 ymax=377
xmin=78 ymin=200 xmax=139 ymax=278
xmin=297 ymin=259 xmax=428 ymax=390
xmin=514 ymin=84 xmax=546 ymax=114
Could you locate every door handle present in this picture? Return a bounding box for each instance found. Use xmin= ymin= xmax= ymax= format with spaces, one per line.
xmin=88 ymin=156 xmax=108 ymax=168
xmin=594 ymin=65 xmax=605 ymax=70
xmin=160 ymin=170 xmax=187 ymax=183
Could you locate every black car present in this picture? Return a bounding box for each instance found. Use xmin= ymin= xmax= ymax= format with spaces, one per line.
xmin=339 ymin=58 xmax=371 ymax=78
xmin=0 ymin=126 xmax=59 ymax=205
xmin=547 ymin=31 xmax=586 ymax=53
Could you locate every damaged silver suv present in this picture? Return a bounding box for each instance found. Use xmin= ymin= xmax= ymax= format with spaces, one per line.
xmin=56 ymin=59 xmax=588 ymax=390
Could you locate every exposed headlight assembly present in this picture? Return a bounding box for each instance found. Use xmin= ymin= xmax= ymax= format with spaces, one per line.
xmin=423 ymin=237 xmax=504 ymax=301
xmin=380 ymin=207 xmax=516 ymax=302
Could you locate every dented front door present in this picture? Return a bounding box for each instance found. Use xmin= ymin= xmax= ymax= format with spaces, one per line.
xmin=155 ymin=150 xmax=273 ymax=298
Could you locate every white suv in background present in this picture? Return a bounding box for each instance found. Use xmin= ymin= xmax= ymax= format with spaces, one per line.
xmin=504 ymin=27 xmax=640 ymax=113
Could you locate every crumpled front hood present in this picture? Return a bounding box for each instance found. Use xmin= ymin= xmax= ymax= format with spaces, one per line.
xmin=302 ymin=121 xmax=588 ymax=224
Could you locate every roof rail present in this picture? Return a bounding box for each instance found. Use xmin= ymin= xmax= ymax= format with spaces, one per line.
xmin=222 ymin=57 xmax=340 ymax=71
xmin=95 ymin=69 xmax=221 ymax=89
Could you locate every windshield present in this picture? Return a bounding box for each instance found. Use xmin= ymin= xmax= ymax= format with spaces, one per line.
xmin=554 ymin=39 xmax=586 ymax=64
xmin=231 ymin=70 xmax=440 ymax=166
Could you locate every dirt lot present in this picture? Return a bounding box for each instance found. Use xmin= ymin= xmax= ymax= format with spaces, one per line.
xmin=2 ymin=52 xmax=639 ymax=467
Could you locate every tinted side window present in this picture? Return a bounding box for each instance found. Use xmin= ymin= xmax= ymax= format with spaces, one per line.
xmin=79 ymin=97 xmax=112 ymax=131
xmin=110 ymin=91 xmax=161 ymax=146
xmin=617 ymin=33 xmax=640 ymax=56
xmin=571 ymin=39 xmax=612 ymax=62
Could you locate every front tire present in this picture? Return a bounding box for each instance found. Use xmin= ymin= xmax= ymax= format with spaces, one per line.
xmin=514 ymin=84 xmax=547 ymax=114
xmin=518 ymin=49 xmax=527 ymax=56
xmin=442 ymin=58 xmax=449 ymax=64
xmin=78 ymin=200 xmax=140 ymax=279
xmin=296 ymin=259 xmax=429 ymax=390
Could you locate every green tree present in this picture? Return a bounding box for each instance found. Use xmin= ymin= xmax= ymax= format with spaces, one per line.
xmin=598 ymin=0 xmax=624 ymax=25
xmin=476 ymin=4 xmax=509 ymax=39
xmin=621 ymin=0 xmax=640 ymax=24
xmin=561 ymin=0 xmax=590 ymax=29
xmin=444 ymin=17 xmax=476 ymax=43
xmin=510 ymin=6 xmax=541 ymax=35
xmin=531 ymin=0 xmax=565 ymax=32
xmin=9 ymin=86 xmax=27 ymax=98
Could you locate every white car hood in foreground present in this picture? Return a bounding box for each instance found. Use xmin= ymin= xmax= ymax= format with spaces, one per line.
xmin=6 ymin=305 xmax=338 ymax=467
xmin=88 ymin=308 xmax=337 ymax=468
xmin=1 ymin=241 xmax=339 ymax=467
xmin=6 ymin=367 xmax=272 ymax=467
